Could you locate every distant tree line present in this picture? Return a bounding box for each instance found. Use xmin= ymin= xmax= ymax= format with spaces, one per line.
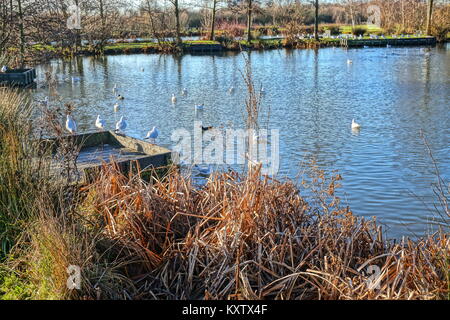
xmin=0 ymin=0 xmax=448 ymax=65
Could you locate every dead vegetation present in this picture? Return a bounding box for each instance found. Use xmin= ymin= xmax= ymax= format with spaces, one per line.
xmin=73 ymin=162 xmax=448 ymax=300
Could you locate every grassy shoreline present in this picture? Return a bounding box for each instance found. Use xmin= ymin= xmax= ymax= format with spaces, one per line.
xmin=16 ymin=35 xmax=444 ymax=65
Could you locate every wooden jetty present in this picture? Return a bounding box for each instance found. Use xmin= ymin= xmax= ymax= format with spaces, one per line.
xmin=0 ymin=68 xmax=36 ymax=87
xmin=42 ymin=131 xmax=172 ymax=184
xmin=340 ymin=37 xmax=437 ymax=48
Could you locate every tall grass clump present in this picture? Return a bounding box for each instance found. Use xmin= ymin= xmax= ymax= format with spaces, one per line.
xmin=0 ymin=88 xmax=131 ymax=300
xmin=0 ymin=89 xmax=51 ymax=259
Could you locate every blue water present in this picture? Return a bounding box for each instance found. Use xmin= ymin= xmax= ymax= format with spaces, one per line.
xmin=32 ymin=44 xmax=450 ymax=238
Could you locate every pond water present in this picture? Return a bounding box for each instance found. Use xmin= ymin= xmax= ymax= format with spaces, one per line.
xmin=32 ymin=44 xmax=450 ymax=239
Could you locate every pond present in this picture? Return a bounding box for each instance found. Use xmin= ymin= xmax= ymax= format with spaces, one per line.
xmin=32 ymin=44 xmax=450 ymax=239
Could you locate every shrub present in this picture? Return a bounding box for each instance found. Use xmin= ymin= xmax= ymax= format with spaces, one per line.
xmin=352 ymin=27 xmax=367 ymax=36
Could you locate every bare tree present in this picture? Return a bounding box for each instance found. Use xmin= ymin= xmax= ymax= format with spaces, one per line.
xmin=426 ymin=0 xmax=434 ymax=35
xmin=246 ymin=0 xmax=252 ymax=42
xmin=313 ymin=0 xmax=319 ymax=40
xmin=210 ymin=0 xmax=218 ymax=40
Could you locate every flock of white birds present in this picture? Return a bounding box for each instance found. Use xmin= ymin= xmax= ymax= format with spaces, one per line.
xmin=63 ymin=78 xmax=248 ymax=143
xmin=63 ymin=61 xmax=362 ymax=143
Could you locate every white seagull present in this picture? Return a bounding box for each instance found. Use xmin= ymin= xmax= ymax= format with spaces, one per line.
xmin=114 ymin=103 xmax=120 ymax=112
xmin=116 ymin=116 xmax=127 ymax=133
xmin=66 ymin=115 xmax=77 ymax=134
xmin=95 ymin=115 xmax=106 ymax=130
xmin=1 ymin=65 xmax=7 ymax=73
xmin=347 ymin=59 xmax=353 ymax=64
xmin=145 ymin=127 xmax=160 ymax=143
xmin=352 ymin=119 xmax=361 ymax=130
xmin=172 ymin=94 xmax=177 ymax=104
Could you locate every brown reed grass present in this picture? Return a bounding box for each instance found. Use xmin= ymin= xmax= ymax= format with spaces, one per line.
xmin=81 ymin=163 xmax=449 ymax=300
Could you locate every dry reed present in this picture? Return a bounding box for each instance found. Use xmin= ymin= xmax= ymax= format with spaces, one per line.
xmin=82 ymin=162 xmax=449 ymax=300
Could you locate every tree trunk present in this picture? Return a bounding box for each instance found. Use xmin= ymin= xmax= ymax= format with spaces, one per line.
xmin=314 ymin=0 xmax=319 ymax=40
xmin=174 ymin=0 xmax=181 ymax=45
xmin=17 ymin=0 xmax=25 ymax=67
xmin=426 ymin=0 xmax=434 ymax=36
xmin=247 ymin=0 xmax=253 ymax=43
xmin=99 ymin=0 xmax=105 ymax=51
xmin=210 ymin=0 xmax=217 ymax=41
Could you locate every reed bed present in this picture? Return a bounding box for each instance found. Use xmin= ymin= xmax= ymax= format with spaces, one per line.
xmin=81 ymin=164 xmax=449 ymax=300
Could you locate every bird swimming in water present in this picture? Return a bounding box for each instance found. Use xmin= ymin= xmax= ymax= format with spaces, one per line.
xmin=194 ymin=164 xmax=212 ymax=177
xmin=347 ymin=59 xmax=353 ymax=64
xmin=66 ymin=115 xmax=77 ymax=134
xmin=172 ymin=94 xmax=177 ymax=104
xmin=352 ymin=119 xmax=361 ymax=130
xmin=114 ymin=103 xmax=120 ymax=112
xmin=95 ymin=115 xmax=106 ymax=130
xmin=200 ymin=125 xmax=214 ymax=132
xmin=116 ymin=116 xmax=127 ymax=133
xmin=182 ymin=88 xmax=188 ymax=96
xmin=117 ymin=94 xmax=125 ymax=100
xmin=145 ymin=127 xmax=160 ymax=143
xmin=229 ymin=87 xmax=235 ymax=94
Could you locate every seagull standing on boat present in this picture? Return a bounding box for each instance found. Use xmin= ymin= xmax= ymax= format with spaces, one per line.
xmin=66 ymin=115 xmax=77 ymax=134
xmin=352 ymin=119 xmax=361 ymax=130
xmin=95 ymin=115 xmax=106 ymax=130
xmin=145 ymin=127 xmax=160 ymax=143
xmin=116 ymin=116 xmax=127 ymax=133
